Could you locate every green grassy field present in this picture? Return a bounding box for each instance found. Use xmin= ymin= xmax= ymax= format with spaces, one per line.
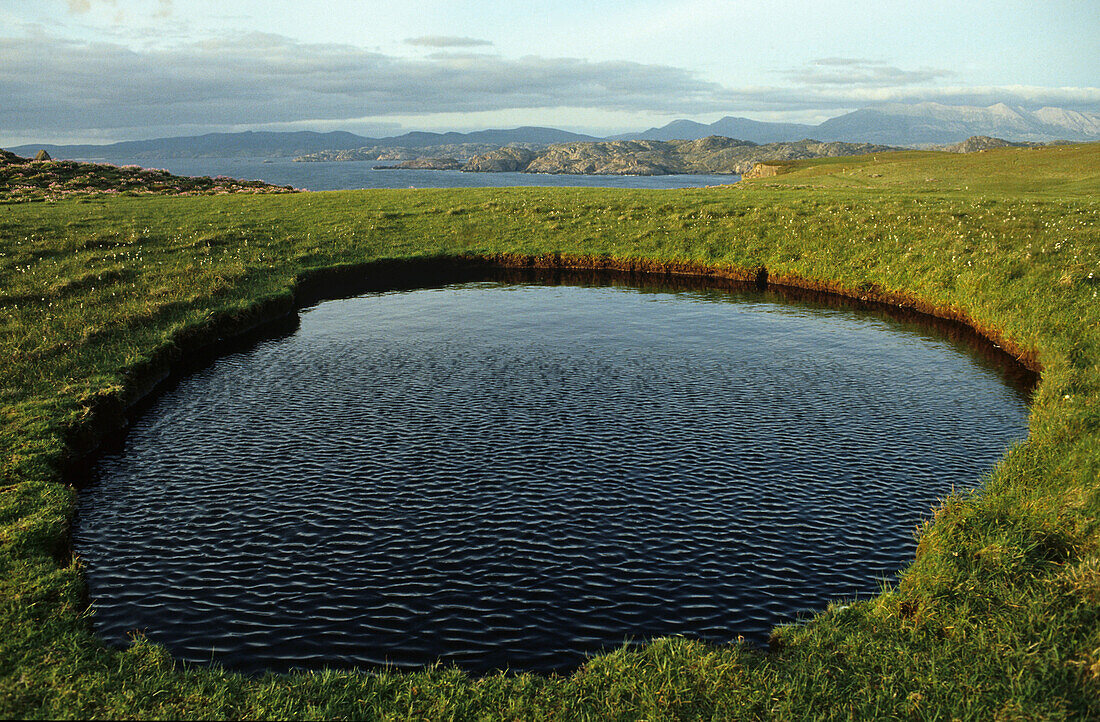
xmin=1 ymin=144 xmax=1098 ymax=719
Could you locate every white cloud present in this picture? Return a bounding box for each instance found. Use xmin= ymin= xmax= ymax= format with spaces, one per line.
xmin=2 ymin=32 xmax=1097 ymax=141
xmin=753 ymin=84 xmax=1100 ymax=110
xmin=793 ymin=58 xmax=954 ymax=87
xmin=405 ymin=36 xmax=492 ymax=48
xmin=0 ymin=33 xmax=731 ymax=134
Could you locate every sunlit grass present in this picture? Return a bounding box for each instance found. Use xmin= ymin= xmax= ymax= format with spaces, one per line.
xmin=1 ymin=143 xmax=1098 ymax=718
xmin=0 ymin=153 xmax=295 ymax=203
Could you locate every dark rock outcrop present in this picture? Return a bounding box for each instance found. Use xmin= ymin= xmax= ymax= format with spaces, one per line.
xmin=939 ymin=135 xmax=1038 ymax=153
xmin=461 ymin=147 xmax=538 ymax=172
xmin=373 ymin=157 xmax=462 ymax=170
xmin=0 ymin=149 xmax=26 ymax=165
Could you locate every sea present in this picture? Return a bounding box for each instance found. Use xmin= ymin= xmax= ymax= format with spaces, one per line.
xmin=77 ymin=156 xmax=739 ymax=191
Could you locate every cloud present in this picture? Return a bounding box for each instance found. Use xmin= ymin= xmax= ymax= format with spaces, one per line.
xmin=405 ymin=36 xmax=493 ymax=48
xmin=723 ymin=84 xmax=1100 ymax=112
xmin=0 ymin=33 xmax=731 ymax=135
xmin=1 ymin=33 xmax=1097 ymax=141
xmin=792 ymin=58 xmax=954 ymax=87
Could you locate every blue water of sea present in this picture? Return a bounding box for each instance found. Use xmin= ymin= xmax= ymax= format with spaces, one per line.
xmin=76 ymin=156 xmax=740 ymax=191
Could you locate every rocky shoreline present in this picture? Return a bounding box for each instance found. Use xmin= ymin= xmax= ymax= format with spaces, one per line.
xmin=298 ymin=136 xmax=900 ymax=176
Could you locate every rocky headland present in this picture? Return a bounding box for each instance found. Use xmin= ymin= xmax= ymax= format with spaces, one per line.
xmin=461 ymin=147 xmax=539 ymax=172
xmin=373 ymin=157 xmax=463 ymax=170
xmin=935 ymin=135 xmax=1045 ymax=153
xmin=0 ymin=150 xmax=296 ymax=202
xmin=297 ymin=142 xmax=547 ymax=163
xmin=298 ymin=136 xmax=900 ymax=176
xmin=468 ymin=137 xmax=899 ymax=176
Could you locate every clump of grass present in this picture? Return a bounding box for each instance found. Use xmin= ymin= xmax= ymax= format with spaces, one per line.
xmin=0 ymin=144 xmax=1098 ymax=718
xmin=0 ymin=151 xmax=295 ymax=203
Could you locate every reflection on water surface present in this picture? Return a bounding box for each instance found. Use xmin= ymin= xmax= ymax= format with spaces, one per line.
xmin=75 ymin=273 xmax=1031 ymax=673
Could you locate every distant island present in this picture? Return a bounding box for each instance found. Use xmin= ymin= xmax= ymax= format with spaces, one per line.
xmin=301 ymin=142 xmax=550 ymax=164
xmin=11 ymin=103 xmax=1099 ymax=162
xmin=302 ymin=137 xmax=901 ymax=176
xmin=373 ymin=157 xmax=464 ymax=171
xmin=934 ymin=135 xmax=1044 ymax=153
xmin=0 ymin=135 xmax=1061 ymax=197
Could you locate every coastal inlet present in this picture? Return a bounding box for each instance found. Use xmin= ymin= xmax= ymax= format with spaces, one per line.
xmin=73 ymin=275 xmax=1032 ymax=674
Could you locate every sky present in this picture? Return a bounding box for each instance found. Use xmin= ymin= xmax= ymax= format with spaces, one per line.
xmin=2 ymin=0 xmax=1098 ymax=145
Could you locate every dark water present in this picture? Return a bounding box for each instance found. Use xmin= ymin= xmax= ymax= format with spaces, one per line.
xmin=71 ymin=156 xmax=739 ymax=191
xmin=74 ymin=275 xmax=1031 ymax=674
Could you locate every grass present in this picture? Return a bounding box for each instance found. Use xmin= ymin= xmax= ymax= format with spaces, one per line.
xmin=0 ymin=153 xmax=294 ymax=203
xmin=1 ymin=143 xmax=1098 ymax=719
xmin=741 ymin=144 xmax=1100 ymax=196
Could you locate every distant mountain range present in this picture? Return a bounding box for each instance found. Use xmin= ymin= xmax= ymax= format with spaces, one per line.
xmin=9 ymin=104 xmax=1099 ymax=159
xmin=9 ymin=127 xmax=599 ymax=160
xmin=620 ymin=103 xmax=1100 ymax=145
xmin=816 ymin=103 xmax=1100 ymax=145
xmin=610 ymin=117 xmax=819 ymax=144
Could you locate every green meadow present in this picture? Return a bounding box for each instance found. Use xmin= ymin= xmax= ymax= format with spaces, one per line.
xmin=1 ymin=144 xmax=1098 ymax=719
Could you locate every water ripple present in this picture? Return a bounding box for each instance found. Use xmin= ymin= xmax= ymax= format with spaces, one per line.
xmin=74 ymin=280 xmax=1031 ymax=674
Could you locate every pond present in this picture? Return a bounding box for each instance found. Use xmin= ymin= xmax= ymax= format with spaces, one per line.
xmin=73 ymin=271 xmax=1033 ymax=674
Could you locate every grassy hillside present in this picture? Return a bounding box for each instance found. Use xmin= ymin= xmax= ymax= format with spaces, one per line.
xmin=1 ymin=144 xmax=1098 ymax=719
xmin=0 ymin=152 xmax=294 ymax=203
xmin=742 ymin=143 xmax=1100 ymax=196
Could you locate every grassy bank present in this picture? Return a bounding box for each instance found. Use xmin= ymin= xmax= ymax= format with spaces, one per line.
xmin=1 ymin=144 xmax=1098 ymax=719
xmin=0 ymin=153 xmax=295 ymax=204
